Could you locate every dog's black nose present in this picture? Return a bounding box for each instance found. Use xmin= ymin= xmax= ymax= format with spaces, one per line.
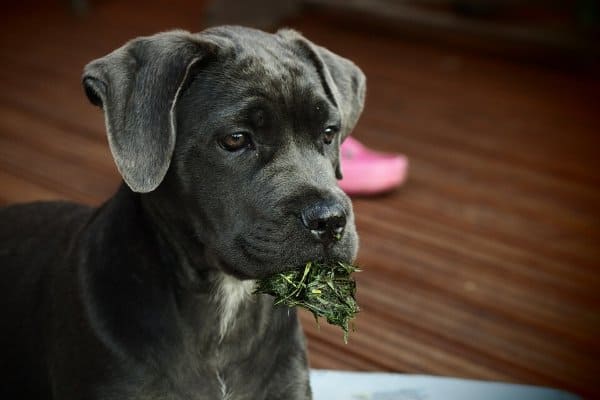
xmin=301 ymin=201 xmax=347 ymax=244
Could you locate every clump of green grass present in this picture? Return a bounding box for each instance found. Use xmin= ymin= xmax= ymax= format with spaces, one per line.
xmin=255 ymin=261 xmax=360 ymax=343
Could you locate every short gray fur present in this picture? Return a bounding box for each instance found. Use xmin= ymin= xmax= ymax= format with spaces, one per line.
xmin=0 ymin=26 xmax=365 ymax=399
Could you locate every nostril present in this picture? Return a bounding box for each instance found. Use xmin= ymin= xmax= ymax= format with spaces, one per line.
xmin=314 ymin=219 xmax=328 ymax=233
xmin=330 ymin=215 xmax=346 ymax=230
xmin=330 ymin=215 xmax=346 ymax=241
xmin=302 ymin=212 xmax=325 ymax=231
xmin=301 ymin=202 xmax=347 ymax=243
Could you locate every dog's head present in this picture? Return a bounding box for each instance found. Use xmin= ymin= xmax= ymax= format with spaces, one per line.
xmin=83 ymin=27 xmax=366 ymax=280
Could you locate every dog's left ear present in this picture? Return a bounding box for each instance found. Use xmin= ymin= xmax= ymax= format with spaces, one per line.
xmin=277 ymin=29 xmax=366 ymax=179
xmin=82 ymin=31 xmax=218 ymax=193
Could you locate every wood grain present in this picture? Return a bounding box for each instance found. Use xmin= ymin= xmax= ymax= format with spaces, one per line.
xmin=1 ymin=2 xmax=598 ymax=398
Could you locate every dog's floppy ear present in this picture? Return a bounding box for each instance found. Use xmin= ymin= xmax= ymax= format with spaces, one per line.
xmin=83 ymin=31 xmax=217 ymax=193
xmin=277 ymin=29 xmax=366 ymax=179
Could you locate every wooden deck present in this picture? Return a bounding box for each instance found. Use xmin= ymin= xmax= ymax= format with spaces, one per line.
xmin=1 ymin=2 xmax=598 ymax=398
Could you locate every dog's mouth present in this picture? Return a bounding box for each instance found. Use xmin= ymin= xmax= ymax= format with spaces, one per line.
xmin=219 ymin=256 xmax=354 ymax=281
xmin=213 ymin=231 xmax=357 ymax=281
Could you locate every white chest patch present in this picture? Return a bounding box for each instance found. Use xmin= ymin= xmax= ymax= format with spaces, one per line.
xmin=216 ymin=370 xmax=233 ymax=400
xmin=214 ymin=274 xmax=255 ymax=341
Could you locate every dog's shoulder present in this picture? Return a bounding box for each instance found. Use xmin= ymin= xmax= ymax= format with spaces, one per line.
xmin=0 ymin=200 xmax=93 ymax=244
xmin=0 ymin=201 xmax=94 ymax=276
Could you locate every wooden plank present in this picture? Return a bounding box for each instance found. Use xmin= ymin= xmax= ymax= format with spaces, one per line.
xmin=0 ymin=170 xmax=65 ymax=205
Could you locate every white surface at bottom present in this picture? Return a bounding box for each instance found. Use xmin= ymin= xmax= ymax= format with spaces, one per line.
xmin=309 ymin=370 xmax=580 ymax=400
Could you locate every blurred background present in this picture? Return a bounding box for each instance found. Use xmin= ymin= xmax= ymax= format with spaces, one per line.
xmin=1 ymin=0 xmax=599 ymax=398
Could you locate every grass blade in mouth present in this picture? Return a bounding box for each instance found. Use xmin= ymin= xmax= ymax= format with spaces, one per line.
xmin=255 ymin=261 xmax=360 ymax=343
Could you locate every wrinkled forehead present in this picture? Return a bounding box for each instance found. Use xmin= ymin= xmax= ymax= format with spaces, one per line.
xmin=206 ymin=27 xmax=310 ymax=76
xmin=179 ymin=29 xmax=340 ymax=131
xmin=219 ymin=48 xmax=328 ymax=106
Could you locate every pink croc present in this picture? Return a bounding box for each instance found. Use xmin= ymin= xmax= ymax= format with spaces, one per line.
xmin=338 ymin=137 xmax=408 ymax=196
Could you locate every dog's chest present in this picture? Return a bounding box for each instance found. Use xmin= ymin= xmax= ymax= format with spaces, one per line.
xmin=124 ymin=291 xmax=310 ymax=400
xmin=131 ymin=369 xmax=254 ymax=400
xmin=129 ymin=341 xmax=308 ymax=400
xmin=124 ymin=343 xmax=263 ymax=400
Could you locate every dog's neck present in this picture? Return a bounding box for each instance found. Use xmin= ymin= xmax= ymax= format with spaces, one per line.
xmin=137 ymin=185 xmax=258 ymax=340
xmin=81 ymin=184 xmax=266 ymax=359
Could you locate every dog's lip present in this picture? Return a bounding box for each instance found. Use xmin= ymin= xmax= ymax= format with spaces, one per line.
xmin=214 ymin=234 xmax=356 ymax=278
xmin=276 ymin=245 xmax=356 ymax=273
xmin=293 ymin=255 xmax=354 ymax=270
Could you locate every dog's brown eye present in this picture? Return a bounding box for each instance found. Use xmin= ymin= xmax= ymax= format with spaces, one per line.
xmin=220 ymin=133 xmax=252 ymax=152
xmin=323 ymin=126 xmax=339 ymax=145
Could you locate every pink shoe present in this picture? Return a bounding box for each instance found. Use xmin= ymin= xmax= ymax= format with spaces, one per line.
xmin=338 ymin=137 xmax=408 ymax=196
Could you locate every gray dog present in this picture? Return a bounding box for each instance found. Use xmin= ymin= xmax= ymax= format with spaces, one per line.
xmin=0 ymin=26 xmax=365 ymax=399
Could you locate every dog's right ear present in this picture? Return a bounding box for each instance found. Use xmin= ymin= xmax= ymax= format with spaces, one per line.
xmin=83 ymin=31 xmax=218 ymax=193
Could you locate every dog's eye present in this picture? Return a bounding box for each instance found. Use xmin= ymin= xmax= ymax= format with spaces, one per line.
xmin=323 ymin=126 xmax=339 ymax=145
xmin=220 ymin=132 xmax=253 ymax=152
